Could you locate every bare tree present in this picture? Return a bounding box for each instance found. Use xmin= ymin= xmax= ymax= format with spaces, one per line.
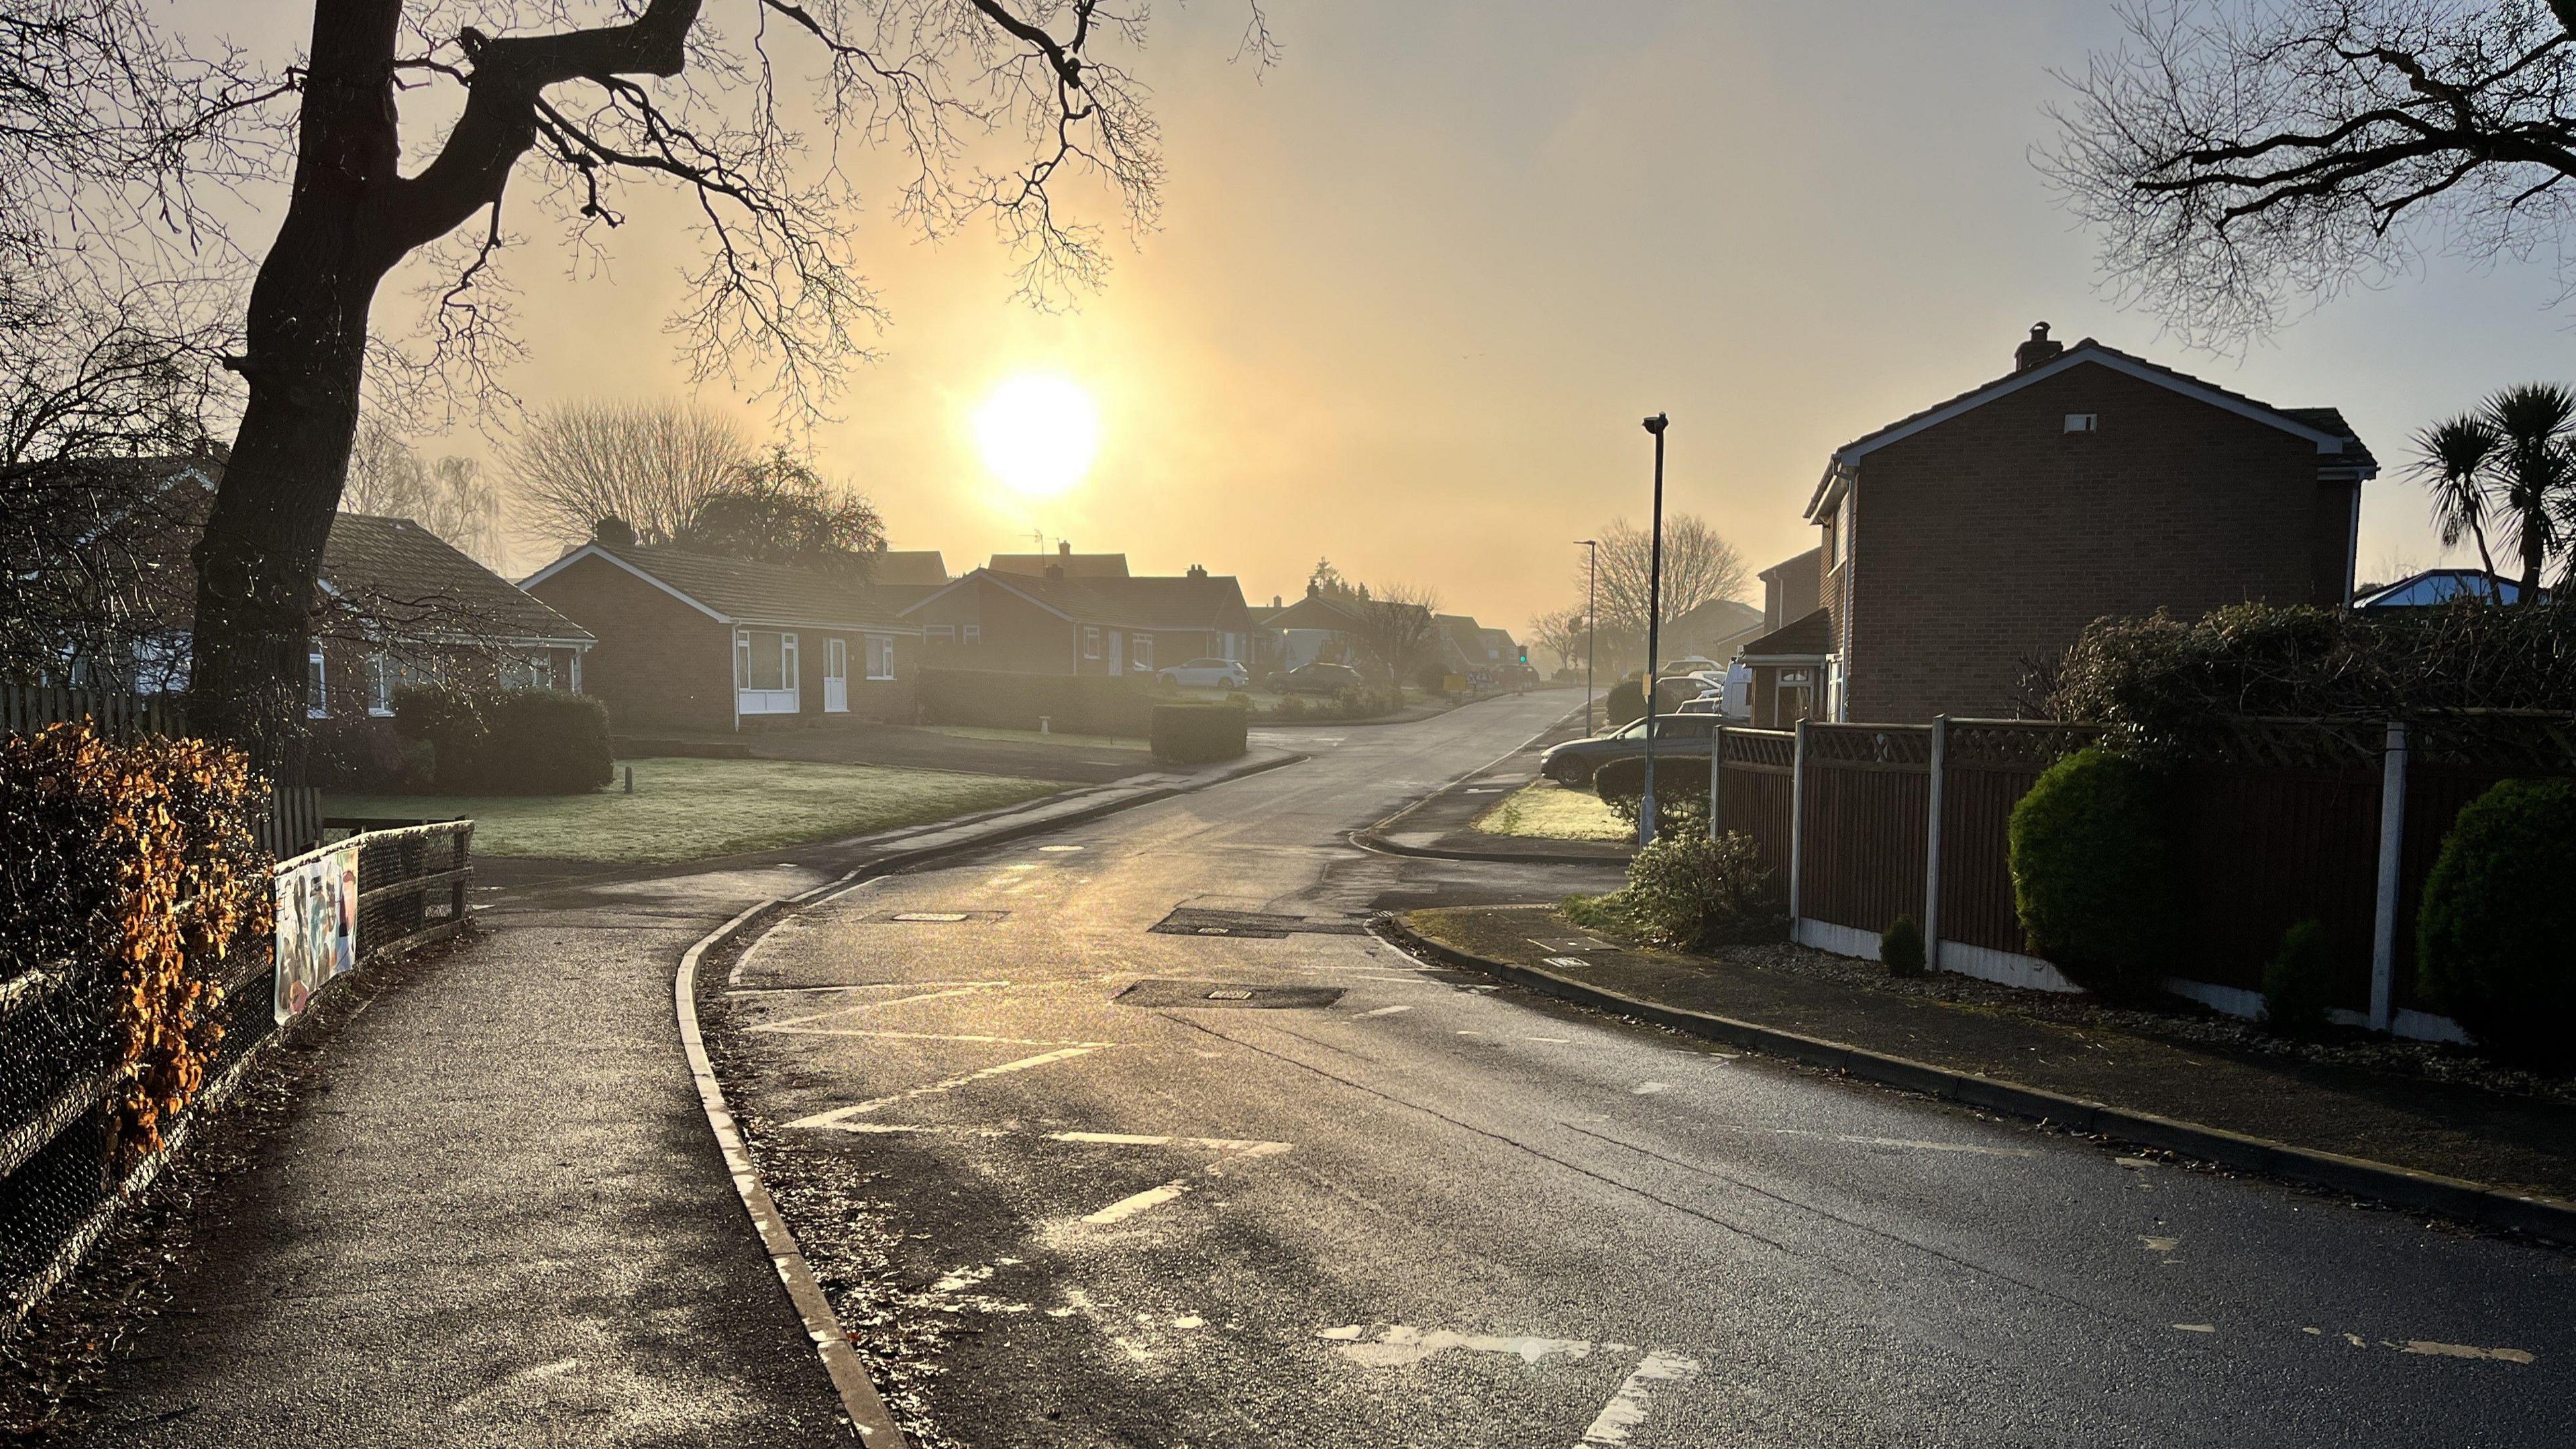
xmin=1589 ymin=515 xmax=1748 ymax=640
xmin=672 ymin=445 xmax=886 ymax=578
xmin=343 ymin=415 xmax=504 ymax=564
xmin=1344 ymin=582 xmax=1444 ymax=685
xmin=16 ymin=1 xmax=1281 ymax=753
xmin=2045 ymin=1 xmax=2576 ymax=346
xmin=1527 ymin=606 xmax=1588 ymax=676
xmin=506 ymin=398 xmax=749 ymax=549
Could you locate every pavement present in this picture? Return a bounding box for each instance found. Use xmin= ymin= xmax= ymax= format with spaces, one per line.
xmin=78 ymin=749 xmax=1307 ymax=1447
xmin=616 ymin=722 xmax=1158 ymax=786
xmin=707 ymin=690 xmax=2575 ymax=1448
xmin=1356 ymin=702 xmax=1633 ymax=865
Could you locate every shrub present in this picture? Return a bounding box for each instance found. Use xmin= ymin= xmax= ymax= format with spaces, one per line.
xmin=1605 ymin=826 xmax=1781 ymax=951
xmin=392 ymin=684 xmax=611 ymax=794
xmin=1604 ymin=678 xmax=1693 ymax=727
xmin=2008 ymin=747 xmax=2175 ymax=999
xmin=0 ymin=724 xmax=270 ymax=1163
xmin=393 ymin=682 xmax=488 ymax=788
xmin=1593 ymin=754 xmax=1711 ymax=817
xmin=2261 ymin=918 xmax=2337 ymax=1036
xmin=918 ymin=668 xmax=1155 ymax=736
xmin=2416 ymin=777 xmax=2576 ymax=1067
xmin=304 ymin=714 xmax=410 ymax=792
xmin=1882 ymin=914 xmax=1926 ymax=978
xmin=1150 ymin=704 xmax=1248 ymax=765
xmin=1415 ymin=663 xmax=1450 ymax=694
xmin=1269 ymin=694 xmax=1309 ymax=719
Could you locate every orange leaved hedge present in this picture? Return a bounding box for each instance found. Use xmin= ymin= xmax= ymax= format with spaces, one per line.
xmin=0 ymin=723 xmax=272 ymax=1164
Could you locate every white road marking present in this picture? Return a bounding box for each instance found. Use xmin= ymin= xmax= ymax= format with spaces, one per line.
xmin=1085 ymin=1184 xmax=1190 ymax=1224
xmin=1358 ymin=1004 xmax=1413 ymax=1018
xmin=759 ymin=1028 xmax=1117 ymax=1047
xmin=1699 ymin=1122 xmax=2041 ymax=1159
xmin=1580 ymin=1350 xmax=1702 ymax=1446
xmin=1082 ymin=1140 xmax=1291 ymax=1225
xmin=2395 ymin=1340 xmax=2535 ymax=1364
xmin=757 ymin=984 xmax=1002 ymax=1031
xmin=1038 ymin=845 xmax=1084 ymax=853
xmin=1525 ymin=1036 xmax=1572 ymax=1043
xmin=2141 ymin=1236 xmax=2180 ymax=1252
xmin=787 ymin=1047 xmax=1100 ymax=1127
xmin=1632 ymin=1082 xmax=1669 ymax=1095
xmin=1318 ymin=1324 xmax=1593 ymax=1368
xmin=1544 ymin=956 xmax=1594 ymax=971
xmin=729 ymin=979 xmax=1012 ymax=996
xmin=2174 ymin=1323 xmax=2215 ymax=1334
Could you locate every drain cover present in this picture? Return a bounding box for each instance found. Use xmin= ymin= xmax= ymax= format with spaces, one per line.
xmin=1150 ymin=907 xmax=1370 ymax=940
xmin=868 ymin=909 xmax=1008 ymax=924
xmin=1116 ymin=979 xmax=1346 ymax=1010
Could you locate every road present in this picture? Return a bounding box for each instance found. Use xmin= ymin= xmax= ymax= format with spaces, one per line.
xmin=710 ymin=692 xmax=2575 ymax=1449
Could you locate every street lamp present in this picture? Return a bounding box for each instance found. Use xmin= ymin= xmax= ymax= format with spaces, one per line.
xmin=1574 ymin=539 xmax=1598 ymax=734
xmin=1638 ymin=413 xmax=1668 ymax=848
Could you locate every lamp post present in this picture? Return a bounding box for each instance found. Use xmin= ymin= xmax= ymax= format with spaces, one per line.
xmin=1638 ymin=413 xmax=1668 ymax=848
xmin=1574 ymin=539 xmax=1599 ymax=734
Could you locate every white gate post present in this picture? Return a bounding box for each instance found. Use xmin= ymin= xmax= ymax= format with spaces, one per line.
xmin=2369 ymin=718 xmax=2410 ymax=1033
xmin=1788 ymin=718 xmax=1808 ymax=932
xmin=1709 ymin=723 xmax=1725 ymax=837
xmin=1924 ymin=714 xmax=1947 ymax=975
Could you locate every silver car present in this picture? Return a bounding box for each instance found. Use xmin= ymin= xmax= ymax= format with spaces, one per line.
xmin=1159 ymin=657 xmax=1252 ymax=688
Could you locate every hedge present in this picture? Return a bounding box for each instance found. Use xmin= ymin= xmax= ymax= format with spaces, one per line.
xmin=1 ymin=723 xmax=269 ymax=1161
xmin=1603 ymin=678 xmax=1695 ymax=728
xmin=1592 ymin=753 xmax=1711 ymax=838
xmin=919 ymin=668 xmax=1157 ymax=736
xmin=392 ymin=684 xmax=612 ymax=795
xmin=2416 ymin=777 xmax=2576 ymax=1067
xmin=2008 ymin=747 xmax=2175 ymax=999
xmin=1151 ymin=704 xmax=1249 ymax=765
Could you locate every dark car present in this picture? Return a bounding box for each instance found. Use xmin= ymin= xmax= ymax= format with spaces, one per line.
xmin=1538 ymin=713 xmax=1719 ymax=786
xmin=1273 ymin=662 xmax=1365 ymax=695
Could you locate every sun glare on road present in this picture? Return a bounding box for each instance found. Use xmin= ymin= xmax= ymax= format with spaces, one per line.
xmin=973 ymin=374 xmax=1099 ymax=498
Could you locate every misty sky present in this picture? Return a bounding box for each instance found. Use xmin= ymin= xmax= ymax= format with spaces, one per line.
xmin=339 ymin=3 xmax=2576 ymax=627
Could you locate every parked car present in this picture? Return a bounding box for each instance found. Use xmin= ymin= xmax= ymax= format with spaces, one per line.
xmin=1159 ymin=657 xmax=1252 ymax=689
xmin=1539 ymin=713 xmax=1721 ymax=786
xmin=1273 ymin=661 xmax=1364 ymax=695
xmin=1674 ymin=696 xmax=1725 ymax=714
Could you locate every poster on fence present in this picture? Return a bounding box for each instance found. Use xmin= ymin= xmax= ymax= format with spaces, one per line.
xmin=274 ymin=841 xmax=360 ymax=1024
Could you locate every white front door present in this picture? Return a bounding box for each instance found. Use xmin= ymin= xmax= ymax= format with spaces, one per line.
xmin=824 ymin=637 xmax=849 ymax=712
xmin=1107 ymin=630 xmax=1123 ymax=675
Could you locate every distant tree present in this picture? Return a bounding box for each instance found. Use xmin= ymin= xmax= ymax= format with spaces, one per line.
xmin=1589 ymin=515 xmax=1748 ymax=642
xmin=342 ymin=415 xmax=504 ymax=564
xmin=673 ymin=447 xmax=885 ymax=579
xmin=1346 ymin=582 xmax=1444 ymax=684
xmin=1529 ymin=606 xmax=1590 ymax=676
xmin=505 ymin=400 xmax=749 ymax=549
xmin=1308 ymin=557 xmax=1354 ymax=599
xmin=2046 ymin=1 xmax=2576 ymax=345
xmin=2413 ymin=383 xmax=2576 ymax=603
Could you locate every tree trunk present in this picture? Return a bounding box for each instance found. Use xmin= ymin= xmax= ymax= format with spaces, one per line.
xmin=2520 ymin=511 xmax=2547 ymax=608
xmin=186 ymin=5 xmax=405 ymax=759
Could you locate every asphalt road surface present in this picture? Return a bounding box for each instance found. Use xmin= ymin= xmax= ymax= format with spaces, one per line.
xmin=712 ymin=692 xmax=2575 ymax=1449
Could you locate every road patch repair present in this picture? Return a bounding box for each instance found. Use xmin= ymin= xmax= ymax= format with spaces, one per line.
xmin=1115 ymin=979 xmax=1347 ymax=1010
xmin=1316 ymin=1324 xmax=1703 ymax=1445
xmin=1148 ymin=906 xmax=1373 ymax=938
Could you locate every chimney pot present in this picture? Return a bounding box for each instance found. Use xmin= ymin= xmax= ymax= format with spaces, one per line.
xmin=1058 ymin=539 xmax=1072 ymax=558
xmin=2014 ymin=321 xmax=2063 ymax=374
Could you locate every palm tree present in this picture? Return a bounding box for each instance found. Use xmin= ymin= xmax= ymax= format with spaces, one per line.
xmin=2412 ymin=383 xmax=2576 ymax=606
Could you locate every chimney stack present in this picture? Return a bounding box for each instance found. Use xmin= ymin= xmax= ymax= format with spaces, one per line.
xmin=1058 ymin=539 xmax=1073 ymax=559
xmin=1187 ymin=564 xmax=1208 ymax=579
xmin=1044 ymin=561 xmax=1064 ymax=582
xmin=595 ymin=516 xmax=638 ymax=548
xmin=2014 ymin=321 xmax=2063 ymax=374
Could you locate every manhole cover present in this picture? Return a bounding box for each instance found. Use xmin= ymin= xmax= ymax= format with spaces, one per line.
xmin=1150 ymin=908 xmax=1369 ymax=940
xmin=868 ymin=910 xmax=1008 ymax=924
xmin=1116 ymin=979 xmax=1346 ymax=1010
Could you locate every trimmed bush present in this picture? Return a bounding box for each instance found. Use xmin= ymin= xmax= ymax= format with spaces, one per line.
xmin=392 ymin=684 xmax=611 ymax=795
xmin=2416 ymin=777 xmax=2576 ymax=1067
xmin=1597 ymin=827 xmax=1781 ymax=951
xmin=1592 ymin=754 xmax=1711 ymax=837
xmin=304 ymin=714 xmax=410 ymax=792
xmin=2008 ymin=747 xmax=2174 ymax=999
xmin=918 ymin=668 xmax=1155 ymax=736
xmin=2261 ymin=918 xmax=2336 ymax=1036
xmin=1151 ymin=704 xmax=1248 ymax=765
xmin=1882 ymin=914 xmax=1926 ymax=978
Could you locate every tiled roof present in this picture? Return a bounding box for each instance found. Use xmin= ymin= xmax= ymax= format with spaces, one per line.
xmin=1739 ymin=606 xmax=1832 ymax=659
xmin=944 ymin=569 xmax=1250 ymax=629
xmin=874 ymin=549 xmax=949 ymax=586
xmin=328 ymin=515 xmax=592 ymax=642
xmin=595 ymin=541 xmax=908 ymax=627
xmin=991 ymin=551 xmax=1130 ymax=578
xmin=2355 ymin=568 xmax=2535 ymax=608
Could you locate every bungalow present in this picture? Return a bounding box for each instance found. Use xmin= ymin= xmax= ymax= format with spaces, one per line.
xmin=523 ymin=524 xmax=919 ymax=731
xmin=990 ymin=541 xmax=1129 ymax=578
xmin=900 ymin=564 xmax=1253 ymax=678
xmin=1746 ymin=325 xmax=2377 ymax=724
xmin=2355 ymin=568 xmax=2540 ymax=610
xmin=1260 ymin=588 xmax=1435 ymax=678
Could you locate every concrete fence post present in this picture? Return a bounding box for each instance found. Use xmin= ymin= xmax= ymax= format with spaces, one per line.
xmin=1788 ymin=718 xmax=1808 ymax=933
xmin=2369 ymin=718 xmax=2410 ymax=1033
xmin=1709 ymin=723 xmax=1725 ymax=837
xmin=1924 ymin=714 xmax=1947 ymax=975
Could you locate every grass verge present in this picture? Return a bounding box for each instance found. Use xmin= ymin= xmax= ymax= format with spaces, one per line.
xmin=915 ymin=724 xmax=1148 ymax=751
xmin=327 ymin=756 xmax=1062 ymax=863
xmin=1472 ymin=780 xmax=1632 ymax=841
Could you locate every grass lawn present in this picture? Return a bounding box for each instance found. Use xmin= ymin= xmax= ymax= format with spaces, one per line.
xmin=1471 ymin=780 xmax=1632 ymax=842
xmin=327 ymin=756 xmax=1063 ymax=864
xmin=916 ymin=724 xmax=1148 ymax=751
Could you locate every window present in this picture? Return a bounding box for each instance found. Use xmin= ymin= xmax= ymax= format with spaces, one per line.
xmin=1132 ymin=635 xmax=1153 ymax=672
xmin=926 ymin=624 xmax=956 ymax=644
xmin=736 ymin=630 xmax=798 ymax=691
xmin=1083 ymin=626 xmax=1101 ymax=659
xmin=367 ymin=654 xmax=394 ymax=715
xmin=962 ymin=624 xmax=980 ymax=645
xmin=2064 ymin=413 xmax=2098 ymax=433
xmin=866 ymin=635 xmax=896 ymax=680
xmin=500 ymin=651 xmax=553 ymax=690
xmin=307 ymin=650 xmax=328 ymax=718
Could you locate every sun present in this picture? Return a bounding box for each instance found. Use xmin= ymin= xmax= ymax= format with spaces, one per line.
xmin=973 ymin=375 xmax=1099 ymax=498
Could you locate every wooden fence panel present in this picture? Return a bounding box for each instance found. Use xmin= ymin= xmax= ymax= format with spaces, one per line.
xmin=2173 ymin=763 xmax=2381 ymax=1002
xmin=1798 ymin=725 xmax=1929 ymax=935
xmin=1714 ymin=729 xmax=1795 ymax=904
xmin=1935 ymin=723 xmax=2097 ymax=955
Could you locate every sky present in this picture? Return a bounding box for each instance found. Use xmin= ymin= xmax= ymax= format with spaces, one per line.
xmin=232 ymin=3 xmax=2576 ymax=632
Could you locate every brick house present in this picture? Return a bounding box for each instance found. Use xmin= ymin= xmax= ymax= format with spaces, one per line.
xmin=900 ymin=565 xmax=1253 ymax=678
xmin=522 ymin=530 xmax=919 ymax=731
xmin=1746 ymin=327 xmax=2377 ymax=724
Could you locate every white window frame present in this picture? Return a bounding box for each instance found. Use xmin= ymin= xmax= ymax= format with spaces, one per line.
xmin=307 ymin=649 xmax=329 ymax=719
xmin=1082 ymin=625 xmax=1101 ymax=659
xmin=824 ymin=637 xmax=849 ymax=712
xmin=367 ymin=653 xmax=394 ymax=716
xmin=735 ymin=629 xmax=801 ymax=714
xmin=866 ymin=634 xmax=896 ymax=680
xmin=962 ymin=624 xmax=980 ymax=645
xmin=926 ymin=624 xmax=956 ymax=643
xmin=1132 ymin=634 xmax=1153 ymax=672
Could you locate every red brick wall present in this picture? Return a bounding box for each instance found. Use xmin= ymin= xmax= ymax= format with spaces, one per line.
xmin=914 ymin=580 xmax=1083 ymax=674
xmin=525 ymin=554 xmax=734 ymax=733
xmin=1845 ymin=364 xmax=2358 ymax=722
xmin=793 ymin=629 xmax=918 ymax=724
